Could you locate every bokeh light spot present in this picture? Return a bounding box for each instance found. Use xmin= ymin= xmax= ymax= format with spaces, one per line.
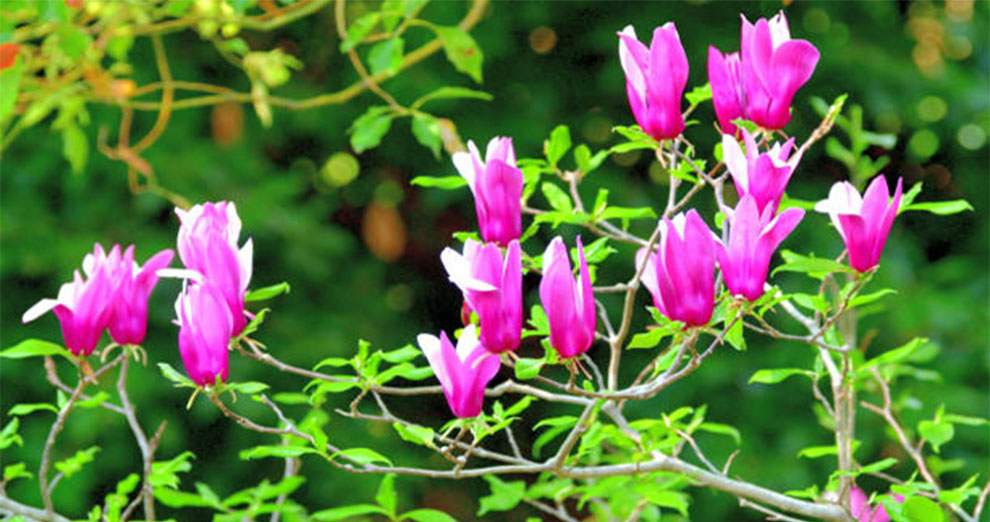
xmin=917 ymin=96 xmax=947 ymax=122
xmin=529 ymin=26 xmax=557 ymax=54
xmin=803 ymin=8 xmax=830 ymax=34
xmin=957 ymin=124 xmax=986 ymax=150
xmin=908 ymin=129 xmax=940 ymax=160
xmin=321 ymin=152 xmax=360 ymax=187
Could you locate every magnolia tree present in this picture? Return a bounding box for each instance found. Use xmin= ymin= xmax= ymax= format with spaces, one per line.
xmin=1 ymin=2 xmax=985 ymax=522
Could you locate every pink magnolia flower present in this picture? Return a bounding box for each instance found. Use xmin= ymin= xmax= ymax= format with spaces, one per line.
xmin=722 ymin=128 xmax=803 ymax=215
xmin=638 ymin=211 xmax=716 ymax=327
xmin=175 ymin=282 xmax=232 ymax=386
xmin=739 ymin=12 xmax=820 ymax=129
xmin=441 ymin=239 xmax=522 ymax=354
xmin=417 ymin=325 xmax=500 ymax=418
xmin=709 ymin=12 xmax=819 ymax=132
xmin=716 ymin=195 xmax=804 ymax=301
xmin=850 ymin=487 xmax=905 ymax=522
xmin=452 ymin=137 xmax=523 ymax=246
xmin=617 ymin=23 xmax=689 ymax=141
xmin=22 ymin=244 xmax=118 ymax=356
xmin=814 ymin=176 xmax=903 ymax=273
xmin=539 ymin=236 xmax=596 ymax=359
xmin=175 ymin=202 xmax=253 ymax=335
xmin=107 ymin=246 xmax=175 ymax=345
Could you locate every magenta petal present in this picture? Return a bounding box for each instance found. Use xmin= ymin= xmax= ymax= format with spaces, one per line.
xmin=768 ymin=39 xmax=819 ymax=100
xmin=708 ymin=47 xmax=743 ymax=135
xmin=850 ymin=487 xmax=870 ymax=520
xmin=576 ymin=236 xmax=596 ymax=342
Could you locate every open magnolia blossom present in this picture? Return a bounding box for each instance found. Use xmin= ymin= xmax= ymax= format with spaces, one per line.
xmin=175 ymin=281 xmax=232 ymax=386
xmin=452 ymin=137 xmax=523 ymax=246
xmin=709 ymin=11 xmax=819 ymax=133
xmin=174 ymin=201 xmax=253 ymax=335
xmin=722 ymin=128 xmax=803 ymax=215
xmin=639 ymin=211 xmax=717 ymax=327
xmin=716 ymin=195 xmax=804 ymax=301
xmin=617 ymin=22 xmax=689 ymax=141
xmin=417 ymin=324 xmax=501 ymax=418
xmin=539 ymin=236 xmax=596 ymax=359
xmin=441 ymin=239 xmax=522 ymax=354
xmin=22 ymin=243 xmax=172 ymax=355
xmin=814 ymin=175 xmax=903 ymax=272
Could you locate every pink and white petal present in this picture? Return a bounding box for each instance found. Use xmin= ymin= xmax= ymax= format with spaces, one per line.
xmin=22 ymin=298 xmax=61 ymax=323
xmin=815 ymin=181 xmax=862 ymax=215
xmin=238 ymin=238 xmax=254 ymax=293
xmin=722 ymin=134 xmax=749 ymax=192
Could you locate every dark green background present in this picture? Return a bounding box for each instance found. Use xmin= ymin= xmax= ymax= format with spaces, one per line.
xmin=2 ymin=1 xmax=987 ymax=520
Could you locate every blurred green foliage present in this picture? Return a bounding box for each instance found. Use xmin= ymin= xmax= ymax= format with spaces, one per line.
xmin=1 ymin=0 xmax=987 ymax=520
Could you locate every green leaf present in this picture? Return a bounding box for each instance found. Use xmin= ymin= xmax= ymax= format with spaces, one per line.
xmin=685 ymin=83 xmax=712 ymax=108
xmin=514 ymin=357 xmax=543 ymax=380
xmin=4 ymin=462 xmax=31 ymax=482
xmin=0 ymin=419 xmax=23 ymax=450
xmin=1 ymin=339 xmax=71 ymax=359
xmin=154 ymin=487 xmax=218 ymax=508
xmin=858 ymin=337 xmax=935 ymax=376
xmin=368 ymin=37 xmax=404 ymax=76
xmin=331 ymin=447 xmax=393 ymax=466
xmin=402 ymin=509 xmax=458 ymax=522
xmin=149 ymin=451 xmax=194 ymax=488
xmin=55 ymin=446 xmax=100 ymax=478
xmin=9 ymin=403 xmax=58 ymax=416
xmin=638 ymin=488 xmax=689 ymax=517
xmin=478 ymin=475 xmax=526 ymax=515
xmin=0 ymin=56 xmax=22 ymax=123
xmin=411 ymin=113 xmax=443 ymax=159
xmin=723 ymin=319 xmax=746 ymax=351
xmin=340 ymin=13 xmax=380 ymax=52
xmin=55 ymin=25 xmax=92 ymax=61
xmin=696 ymin=422 xmax=741 ymax=445
xmin=240 ymin=308 xmax=269 ymax=337
xmin=541 ymin=182 xmax=572 ymax=213
xmin=313 ymin=504 xmax=387 ymax=521
xmin=158 ymin=362 xmax=195 ymax=388
xmin=239 ymin=445 xmax=317 ymax=460
xmin=411 ymin=175 xmax=467 ymax=190
xmin=858 ymin=458 xmax=898 ymax=475
xmin=244 ymin=282 xmax=290 ymax=302
xmin=749 ymin=368 xmax=812 ymax=385
xmin=411 ymin=86 xmax=492 ymax=109
xmin=903 ymin=496 xmax=944 ymax=522
xmin=598 ymin=206 xmax=656 ymax=222
xmin=61 ymin=124 xmax=88 ymax=174
xmin=77 ymin=391 xmax=109 ymax=409
xmin=349 ymin=106 xmax=394 ymax=153
xmin=797 ymin=445 xmax=840 ymax=459
xmin=902 ymin=199 xmax=974 ymax=216
xmin=376 ymin=474 xmax=397 ymax=515
xmin=435 ymin=26 xmax=483 ymax=83
xmin=918 ymin=419 xmax=953 ymax=453
xmin=773 ymin=250 xmax=854 ymax=279
xmin=225 ymin=381 xmax=269 ymax=395
xmin=393 ymin=422 xmax=435 ymax=448
xmin=627 ymin=329 xmax=668 ymax=350
xmin=544 ymin=125 xmax=571 ymax=166
xmin=849 ymin=288 xmax=896 ymax=309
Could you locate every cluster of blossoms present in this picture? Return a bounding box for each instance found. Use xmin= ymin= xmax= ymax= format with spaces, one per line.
xmin=23 ymin=245 xmax=174 ymax=355
xmin=23 ymin=202 xmax=254 ymax=387
xmin=416 ymin=11 xmax=904 ymax=419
